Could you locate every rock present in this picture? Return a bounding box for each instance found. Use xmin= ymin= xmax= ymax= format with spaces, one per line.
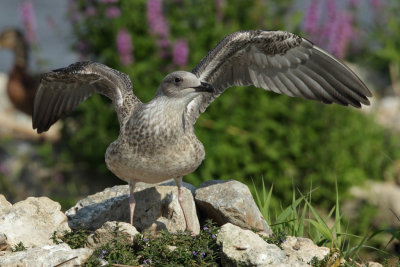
xmin=134 ymin=185 xmax=200 ymax=235
xmin=282 ymin=236 xmax=329 ymax=264
xmin=217 ymin=223 xmax=286 ymax=266
xmin=87 ymin=221 xmax=139 ymax=248
xmin=66 ymin=182 xmax=200 ymax=234
xmin=0 ymin=197 xmax=70 ymax=248
xmin=65 ymin=185 xmax=129 ymax=230
xmin=0 ymin=244 xmax=92 ymax=267
xmin=343 ymin=181 xmax=400 ymax=228
xmin=0 ymin=195 xmax=11 ymax=214
xmin=195 ymin=180 xmax=272 ymax=234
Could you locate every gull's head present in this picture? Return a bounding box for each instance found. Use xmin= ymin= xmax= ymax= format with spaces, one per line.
xmin=156 ymin=71 xmax=214 ymax=99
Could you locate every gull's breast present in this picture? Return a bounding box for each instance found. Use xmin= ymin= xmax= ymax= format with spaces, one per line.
xmin=105 ymin=131 xmax=205 ymax=184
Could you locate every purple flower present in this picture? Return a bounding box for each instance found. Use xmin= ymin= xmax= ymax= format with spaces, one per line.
xmin=192 ymin=251 xmax=197 ymax=256
xmin=143 ymin=237 xmax=149 ymax=242
xmin=200 ymin=251 xmax=206 ymax=258
xmin=99 ymin=253 xmax=104 ymax=258
xmin=19 ymin=0 xmax=37 ymax=43
xmin=328 ymin=12 xmax=353 ymax=58
xmin=147 ymin=0 xmax=169 ymax=37
xmin=211 ymin=234 xmax=216 ymax=238
xmin=303 ymin=0 xmax=320 ymax=36
xmin=105 ymin=6 xmax=121 ymax=18
xmin=117 ymin=28 xmax=133 ymax=65
xmin=371 ymin=0 xmax=382 ymax=9
xmin=173 ymin=39 xmax=189 ymax=67
xmin=85 ymin=6 xmax=96 ymax=17
xmin=202 ymin=226 xmax=209 ymax=231
xmin=101 ymin=249 xmax=107 ymax=254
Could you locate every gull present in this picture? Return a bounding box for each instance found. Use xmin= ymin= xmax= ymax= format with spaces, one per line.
xmin=32 ymin=30 xmax=371 ymax=232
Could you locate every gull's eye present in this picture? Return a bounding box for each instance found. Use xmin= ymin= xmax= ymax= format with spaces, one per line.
xmin=174 ymin=77 xmax=183 ymax=84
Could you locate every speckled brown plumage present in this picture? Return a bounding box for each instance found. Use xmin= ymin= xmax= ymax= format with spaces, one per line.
xmin=32 ymin=30 xmax=372 ymax=230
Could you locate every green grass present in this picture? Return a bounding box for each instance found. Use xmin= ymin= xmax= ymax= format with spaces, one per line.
xmin=252 ymin=179 xmax=400 ymax=266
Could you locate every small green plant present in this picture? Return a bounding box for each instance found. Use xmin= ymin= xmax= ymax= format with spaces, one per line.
xmin=51 ymin=227 xmax=89 ymax=249
xmin=11 ymin=242 xmax=27 ymax=252
xmin=85 ymin=219 xmax=221 ymax=266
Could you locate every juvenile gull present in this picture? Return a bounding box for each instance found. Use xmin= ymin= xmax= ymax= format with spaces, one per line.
xmin=32 ymin=30 xmax=372 ymax=231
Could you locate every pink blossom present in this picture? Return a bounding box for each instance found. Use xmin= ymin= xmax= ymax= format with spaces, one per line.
xmin=18 ymin=0 xmax=37 ymax=43
xmin=303 ymin=0 xmax=320 ymax=36
xmin=328 ymin=12 xmax=353 ymax=58
xmin=173 ymin=39 xmax=189 ymax=67
xmin=147 ymin=0 xmax=169 ymax=37
xmin=371 ymin=0 xmax=382 ymax=9
xmin=105 ymin=6 xmax=121 ymax=18
xmin=117 ymin=28 xmax=133 ymax=65
xmin=85 ymin=6 xmax=97 ymax=17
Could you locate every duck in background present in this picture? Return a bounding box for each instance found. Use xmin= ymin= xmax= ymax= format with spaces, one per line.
xmin=0 ymin=27 xmax=36 ymax=116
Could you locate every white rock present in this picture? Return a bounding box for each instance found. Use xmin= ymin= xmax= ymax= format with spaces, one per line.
xmin=87 ymin=221 xmax=139 ymax=248
xmin=217 ymin=223 xmax=286 ymax=266
xmin=0 ymin=195 xmax=11 ymax=214
xmin=282 ymin=236 xmax=329 ymax=264
xmin=0 ymin=243 xmax=92 ymax=267
xmin=0 ymin=197 xmax=70 ymax=247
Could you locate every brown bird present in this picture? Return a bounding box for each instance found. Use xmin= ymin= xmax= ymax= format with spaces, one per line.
xmin=0 ymin=28 xmax=36 ymax=116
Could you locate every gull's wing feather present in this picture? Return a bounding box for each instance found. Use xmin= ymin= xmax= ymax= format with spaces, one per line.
xmin=33 ymin=61 xmax=141 ymax=133
xmin=188 ymin=30 xmax=371 ymax=124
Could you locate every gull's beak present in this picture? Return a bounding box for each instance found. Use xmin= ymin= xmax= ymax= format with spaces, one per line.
xmin=194 ymin=82 xmax=214 ymax=93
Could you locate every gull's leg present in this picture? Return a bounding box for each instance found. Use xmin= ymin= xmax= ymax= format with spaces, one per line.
xmin=129 ymin=180 xmax=137 ymax=225
xmin=174 ymin=177 xmax=192 ymax=232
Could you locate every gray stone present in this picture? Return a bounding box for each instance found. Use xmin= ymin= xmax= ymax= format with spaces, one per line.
xmin=282 ymin=236 xmax=329 ymax=264
xmin=66 ymin=182 xmax=199 ymax=234
xmin=195 ymin=180 xmax=272 ymax=234
xmin=87 ymin=221 xmax=139 ymax=248
xmin=0 ymin=197 xmax=70 ymax=248
xmin=0 ymin=244 xmax=92 ymax=267
xmin=217 ymin=223 xmax=286 ymax=267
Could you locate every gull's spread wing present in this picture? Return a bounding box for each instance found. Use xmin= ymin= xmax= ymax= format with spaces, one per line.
xmin=33 ymin=61 xmax=141 ymax=133
xmin=187 ymin=30 xmax=371 ymax=124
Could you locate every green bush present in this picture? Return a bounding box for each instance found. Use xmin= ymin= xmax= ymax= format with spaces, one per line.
xmin=63 ymin=0 xmax=400 ymax=209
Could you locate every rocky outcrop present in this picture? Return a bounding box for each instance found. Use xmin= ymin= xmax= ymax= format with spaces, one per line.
xmin=195 ymin=180 xmax=272 ymax=234
xmin=66 ymin=181 xmax=200 ymax=235
xmin=0 ymin=244 xmax=92 ymax=267
xmin=0 ymin=180 xmax=338 ymax=266
xmin=0 ymin=196 xmax=70 ymax=248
